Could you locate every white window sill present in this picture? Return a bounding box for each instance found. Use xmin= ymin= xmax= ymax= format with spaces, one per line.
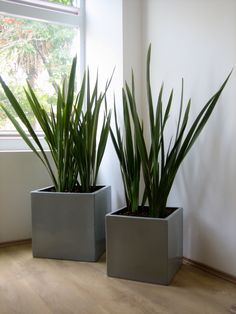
xmin=0 ymin=136 xmax=49 ymax=152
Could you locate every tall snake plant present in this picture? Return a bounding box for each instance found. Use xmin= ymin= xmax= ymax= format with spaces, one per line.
xmin=112 ymin=45 xmax=231 ymax=218
xmin=0 ymin=57 xmax=111 ymax=192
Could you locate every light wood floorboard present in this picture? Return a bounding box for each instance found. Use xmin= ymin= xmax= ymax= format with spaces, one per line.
xmin=0 ymin=244 xmax=235 ymax=314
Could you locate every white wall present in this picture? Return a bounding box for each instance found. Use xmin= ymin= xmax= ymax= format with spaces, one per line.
xmin=123 ymin=0 xmax=142 ymax=104
xmin=0 ymin=152 xmax=51 ymax=242
xmin=85 ymin=0 xmax=143 ymax=210
xmin=142 ymin=0 xmax=236 ymax=276
xmin=85 ymin=0 xmax=124 ymax=210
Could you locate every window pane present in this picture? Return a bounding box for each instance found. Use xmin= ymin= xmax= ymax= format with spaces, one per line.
xmin=47 ymin=0 xmax=80 ymax=7
xmin=0 ymin=15 xmax=79 ymax=132
xmin=15 ymin=0 xmax=80 ymax=9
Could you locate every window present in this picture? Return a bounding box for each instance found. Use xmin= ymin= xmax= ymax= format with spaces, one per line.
xmin=0 ymin=0 xmax=84 ymax=150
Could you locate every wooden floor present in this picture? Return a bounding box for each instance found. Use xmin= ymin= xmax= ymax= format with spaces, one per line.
xmin=0 ymin=244 xmax=235 ymax=314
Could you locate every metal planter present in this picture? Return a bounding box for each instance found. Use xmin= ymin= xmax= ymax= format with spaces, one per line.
xmin=106 ymin=207 xmax=183 ymax=285
xmin=31 ymin=185 xmax=111 ymax=261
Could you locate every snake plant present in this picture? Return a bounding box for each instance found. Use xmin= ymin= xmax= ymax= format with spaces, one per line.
xmin=0 ymin=57 xmax=111 ymax=192
xmin=112 ymin=45 xmax=231 ymax=217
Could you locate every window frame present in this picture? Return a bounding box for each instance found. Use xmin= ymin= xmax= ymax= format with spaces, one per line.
xmin=0 ymin=0 xmax=85 ymax=151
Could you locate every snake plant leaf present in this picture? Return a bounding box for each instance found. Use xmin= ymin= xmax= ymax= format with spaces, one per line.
xmin=72 ymin=69 xmax=112 ymax=192
xmin=110 ymin=90 xmax=141 ymax=212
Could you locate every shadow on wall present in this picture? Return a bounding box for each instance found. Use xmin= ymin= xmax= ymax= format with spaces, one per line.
xmin=169 ymin=93 xmax=236 ymax=271
xmin=96 ymin=137 xmax=125 ymax=211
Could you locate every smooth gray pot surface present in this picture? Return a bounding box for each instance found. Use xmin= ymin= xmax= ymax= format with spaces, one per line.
xmin=106 ymin=207 xmax=183 ymax=285
xmin=31 ymin=185 xmax=111 ymax=261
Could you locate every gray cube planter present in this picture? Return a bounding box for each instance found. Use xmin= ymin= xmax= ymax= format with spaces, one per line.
xmin=31 ymin=185 xmax=111 ymax=261
xmin=106 ymin=207 xmax=183 ymax=285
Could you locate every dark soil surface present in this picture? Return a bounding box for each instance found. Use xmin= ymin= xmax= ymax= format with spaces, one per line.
xmin=114 ymin=206 xmax=178 ymax=218
xmin=42 ymin=185 xmax=105 ymax=193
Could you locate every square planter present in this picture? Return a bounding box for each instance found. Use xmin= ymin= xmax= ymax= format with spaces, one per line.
xmin=106 ymin=207 xmax=183 ymax=285
xmin=31 ymin=185 xmax=111 ymax=261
